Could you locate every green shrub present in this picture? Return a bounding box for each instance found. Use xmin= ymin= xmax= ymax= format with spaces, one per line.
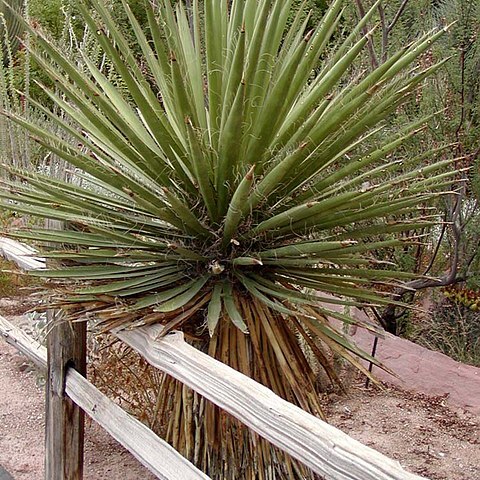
xmin=411 ymin=297 xmax=480 ymax=366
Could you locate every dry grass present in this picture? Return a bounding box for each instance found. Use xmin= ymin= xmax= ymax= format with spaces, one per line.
xmin=88 ymin=332 xmax=164 ymax=427
xmin=0 ymin=258 xmax=43 ymax=297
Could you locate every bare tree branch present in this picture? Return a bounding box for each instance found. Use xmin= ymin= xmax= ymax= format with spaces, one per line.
xmin=354 ymin=0 xmax=379 ymax=69
xmin=422 ymin=216 xmax=447 ymax=276
xmin=380 ymin=186 xmax=466 ymax=333
xmin=377 ymin=4 xmax=389 ymax=64
xmin=388 ymin=0 xmax=410 ymax=33
xmin=464 ymin=239 xmax=480 ymax=274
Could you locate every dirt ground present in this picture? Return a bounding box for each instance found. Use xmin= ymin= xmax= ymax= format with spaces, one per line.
xmin=0 ymin=297 xmax=479 ymax=480
xmin=324 ymin=382 xmax=480 ymax=480
xmin=0 ymin=298 xmax=158 ymax=480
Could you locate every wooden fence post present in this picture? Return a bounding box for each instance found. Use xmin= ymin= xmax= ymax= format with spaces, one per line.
xmin=44 ymin=217 xmax=87 ymax=479
xmin=45 ymin=312 xmax=87 ymax=480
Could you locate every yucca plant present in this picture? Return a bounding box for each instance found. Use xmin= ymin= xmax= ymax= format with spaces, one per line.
xmin=1 ymin=0 xmax=456 ymax=478
xmin=0 ymin=0 xmax=30 ymax=174
xmin=0 ymin=0 xmax=24 ymax=63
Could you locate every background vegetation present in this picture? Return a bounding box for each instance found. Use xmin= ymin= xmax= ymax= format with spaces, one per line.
xmin=343 ymin=1 xmax=480 ymax=366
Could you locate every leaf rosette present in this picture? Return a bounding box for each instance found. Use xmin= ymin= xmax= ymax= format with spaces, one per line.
xmin=1 ymin=0 xmax=456 ymax=457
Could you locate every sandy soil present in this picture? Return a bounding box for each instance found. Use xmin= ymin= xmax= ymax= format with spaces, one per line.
xmin=324 ymin=381 xmax=480 ymax=480
xmin=0 ymin=298 xmax=479 ymax=480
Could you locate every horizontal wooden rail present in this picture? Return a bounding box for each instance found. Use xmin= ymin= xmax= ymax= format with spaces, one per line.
xmin=0 ymin=316 xmax=47 ymax=369
xmin=115 ymin=325 xmax=428 ymax=480
xmin=0 ymin=238 xmax=429 ymax=480
xmin=0 ymin=316 xmax=210 ymax=480
xmin=0 ymin=237 xmax=45 ymax=270
xmin=64 ymin=369 xmax=210 ymax=480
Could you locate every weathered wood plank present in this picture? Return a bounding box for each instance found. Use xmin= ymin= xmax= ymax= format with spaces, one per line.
xmin=65 ymin=369 xmax=211 ymax=480
xmin=0 ymin=237 xmax=430 ymax=479
xmin=43 ymin=214 xmax=86 ymax=480
xmin=0 ymin=237 xmax=45 ymax=270
xmin=0 ymin=315 xmax=47 ymax=369
xmin=115 ymin=326 xmax=429 ymax=480
xmin=0 ymin=316 xmax=211 ymax=480
xmin=45 ymin=314 xmax=86 ymax=480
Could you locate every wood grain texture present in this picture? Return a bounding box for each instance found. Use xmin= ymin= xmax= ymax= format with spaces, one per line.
xmin=0 ymin=237 xmax=45 ymax=270
xmin=0 ymin=238 xmax=430 ymax=479
xmin=45 ymin=314 xmax=86 ymax=480
xmin=0 ymin=317 xmax=211 ymax=480
xmin=65 ymin=369 xmax=211 ymax=480
xmin=0 ymin=315 xmax=47 ymax=369
xmin=115 ymin=325 xmax=429 ymax=480
xmin=43 ymin=216 xmax=86 ymax=480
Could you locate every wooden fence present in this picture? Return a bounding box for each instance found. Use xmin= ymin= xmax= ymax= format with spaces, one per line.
xmin=0 ymin=239 xmax=429 ymax=480
xmin=0 ymin=317 xmax=208 ymax=480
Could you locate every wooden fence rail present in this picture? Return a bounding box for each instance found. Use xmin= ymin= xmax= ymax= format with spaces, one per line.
xmin=0 ymin=239 xmax=429 ymax=480
xmin=116 ymin=325 xmax=428 ymax=480
xmin=0 ymin=316 xmax=210 ymax=480
xmin=1 ymin=315 xmax=428 ymax=480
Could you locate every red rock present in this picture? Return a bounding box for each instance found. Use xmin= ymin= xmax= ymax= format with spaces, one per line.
xmin=348 ymin=307 xmax=480 ymax=416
